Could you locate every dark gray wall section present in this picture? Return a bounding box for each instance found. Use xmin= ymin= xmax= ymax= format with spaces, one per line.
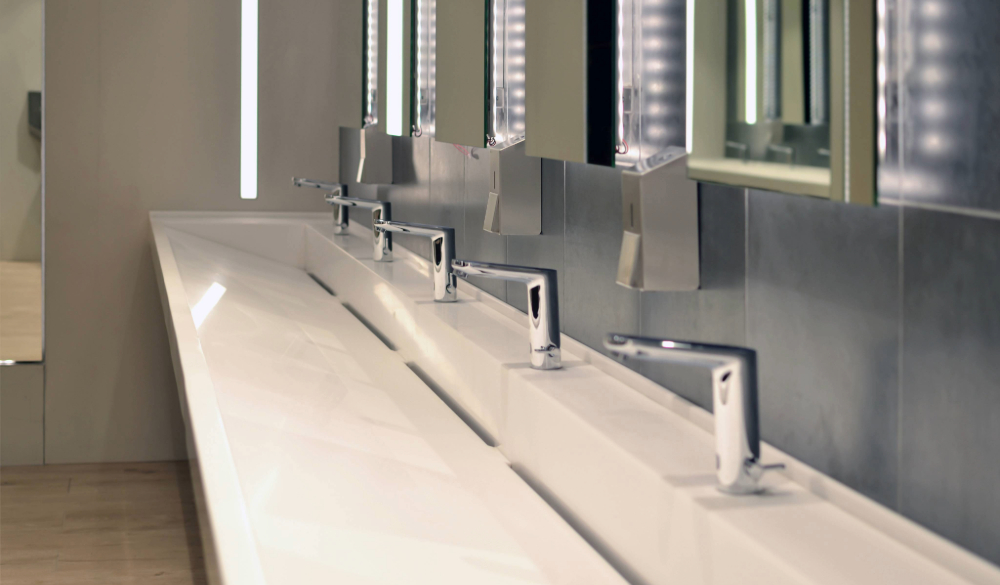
xmin=336 ymin=0 xmax=1000 ymax=566
xmin=747 ymin=191 xmax=901 ymax=507
xmin=898 ymin=209 xmax=1000 ymax=563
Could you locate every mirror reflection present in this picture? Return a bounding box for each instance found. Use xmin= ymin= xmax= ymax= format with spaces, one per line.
xmin=687 ymin=0 xmax=876 ymax=202
xmin=0 ymin=0 xmax=44 ymax=362
xmin=724 ymin=0 xmax=830 ymax=170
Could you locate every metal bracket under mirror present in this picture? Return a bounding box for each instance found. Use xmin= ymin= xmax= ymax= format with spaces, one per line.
xmin=616 ymin=146 xmax=699 ymax=292
xmin=356 ymin=125 xmax=394 ymax=184
xmin=483 ymin=140 xmax=541 ymax=236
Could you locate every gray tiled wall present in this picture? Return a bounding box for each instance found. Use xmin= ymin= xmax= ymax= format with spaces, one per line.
xmin=337 ymin=0 xmax=1000 ymax=566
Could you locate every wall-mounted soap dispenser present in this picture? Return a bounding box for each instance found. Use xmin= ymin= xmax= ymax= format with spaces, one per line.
xmin=437 ymin=0 xmax=541 ymax=235
xmin=484 ymin=141 xmax=541 ymax=234
xmin=616 ymin=146 xmax=699 ymax=292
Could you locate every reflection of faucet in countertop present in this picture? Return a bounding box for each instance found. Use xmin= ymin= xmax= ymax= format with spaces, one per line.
xmin=604 ymin=335 xmax=784 ymax=495
xmin=451 ymin=260 xmax=561 ymax=371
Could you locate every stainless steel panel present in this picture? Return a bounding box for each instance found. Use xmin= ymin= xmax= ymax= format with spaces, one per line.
xmin=618 ymin=148 xmax=699 ymax=291
xmin=358 ymin=125 xmax=394 ymax=184
xmin=485 ymin=140 xmax=541 ymax=235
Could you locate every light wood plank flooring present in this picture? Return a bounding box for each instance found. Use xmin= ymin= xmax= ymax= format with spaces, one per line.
xmin=0 ymin=261 xmax=43 ymax=362
xmin=1 ymin=461 xmax=207 ymax=584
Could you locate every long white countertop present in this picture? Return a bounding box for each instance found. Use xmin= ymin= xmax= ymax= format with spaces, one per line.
xmin=151 ymin=211 xmax=1000 ymax=585
xmin=151 ymin=215 xmax=628 ymax=585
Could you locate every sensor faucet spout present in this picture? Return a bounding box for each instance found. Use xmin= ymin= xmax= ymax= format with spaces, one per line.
xmin=375 ymin=220 xmax=457 ymax=302
xmin=327 ymin=195 xmax=393 ymax=262
xmin=452 ymin=260 xmax=560 ymax=370
xmin=603 ymin=334 xmax=784 ymax=494
xmin=292 ymin=177 xmax=349 ymax=233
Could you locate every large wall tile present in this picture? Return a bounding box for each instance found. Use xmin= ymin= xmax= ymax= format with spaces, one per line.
xmin=563 ymin=162 xmax=640 ymax=355
xmin=506 ymin=159 xmax=566 ymax=320
xmin=384 ymin=137 xmax=432 ymax=258
xmin=429 ymin=139 xmax=468 ymax=257
xmin=638 ymin=183 xmax=747 ymax=411
xmin=746 ymin=190 xmax=901 ymax=506
xmin=461 ymin=146 xmax=508 ymax=300
xmin=899 ymin=208 xmax=1000 ymax=565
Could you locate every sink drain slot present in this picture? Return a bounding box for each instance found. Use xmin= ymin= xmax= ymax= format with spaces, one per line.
xmin=509 ymin=464 xmax=639 ymax=585
xmin=307 ymin=273 xmax=336 ymax=296
xmin=405 ymin=362 xmax=498 ymax=448
xmin=340 ymin=303 xmax=397 ymax=351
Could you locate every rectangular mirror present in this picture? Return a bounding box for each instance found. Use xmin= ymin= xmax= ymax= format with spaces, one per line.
xmin=687 ymin=0 xmax=876 ymax=205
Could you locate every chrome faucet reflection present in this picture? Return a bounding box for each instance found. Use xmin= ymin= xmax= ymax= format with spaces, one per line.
xmin=374 ymin=221 xmax=457 ymax=302
xmin=329 ymin=196 xmax=393 ymax=262
xmin=292 ymin=177 xmax=349 ymax=233
xmin=451 ymin=261 xmax=560 ymax=370
xmin=603 ymin=335 xmax=784 ymax=495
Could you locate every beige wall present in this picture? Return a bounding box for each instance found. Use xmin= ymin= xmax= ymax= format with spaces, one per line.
xmin=44 ymin=0 xmax=360 ymax=463
xmin=0 ymin=0 xmax=43 ymax=262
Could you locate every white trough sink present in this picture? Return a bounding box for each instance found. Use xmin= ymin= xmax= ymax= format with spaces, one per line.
xmin=151 ymin=211 xmax=1000 ymax=585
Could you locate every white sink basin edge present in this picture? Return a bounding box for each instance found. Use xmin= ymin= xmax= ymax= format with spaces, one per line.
xmin=150 ymin=215 xmax=270 ymax=585
xmin=150 ymin=212 xmax=631 ymax=585
xmin=152 ymin=212 xmax=1000 ymax=585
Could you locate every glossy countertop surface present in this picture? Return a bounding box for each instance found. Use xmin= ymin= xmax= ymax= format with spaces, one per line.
xmin=152 ymin=212 xmax=1000 ymax=585
xmin=151 ymin=217 xmax=628 ymax=585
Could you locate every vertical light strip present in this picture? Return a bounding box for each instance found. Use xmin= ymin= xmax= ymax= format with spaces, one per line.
xmin=366 ymin=0 xmax=379 ymax=125
xmin=241 ymin=0 xmax=258 ymax=199
xmin=493 ymin=0 xmax=503 ymax=142
xmin=415 ymin=0 xmax=424 ymax=134
xmin=685 ymin=0 xmax=694 ymax=152
xmin=876 ymin=0 xmax=887 ymax=158
xmin=616 ymin=0 xmax=625 ymax=152
xmin=744 ymin=0 xmax=757 ymax=124
xmin=387 ymin=0 xmax=404 ymax=136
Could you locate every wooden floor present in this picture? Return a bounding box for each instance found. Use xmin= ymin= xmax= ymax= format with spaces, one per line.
xmin=0 ymin=261 xmax=43 ymax=362
xmin=0 ymin=461 xmax=208 ymax=584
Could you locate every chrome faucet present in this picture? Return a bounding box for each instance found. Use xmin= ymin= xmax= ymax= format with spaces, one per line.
xmin=292 ymin=177 xmax=349 ymax=233
xmin=603 ymin=335 xmax=784 ymax=495
xmin=328 ymin=196 xmax=393 ymax=262
xmin=374 ymin=220 xmax=457 ymax=302
xmin=451 ymin=260 xmax=560 ymax=370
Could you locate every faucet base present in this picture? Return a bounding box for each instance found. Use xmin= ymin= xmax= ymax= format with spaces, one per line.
xmin=716 ymin=484 xmax=766 ymax=496
xmin=531 ymin=348 xmax=562 ymax=370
